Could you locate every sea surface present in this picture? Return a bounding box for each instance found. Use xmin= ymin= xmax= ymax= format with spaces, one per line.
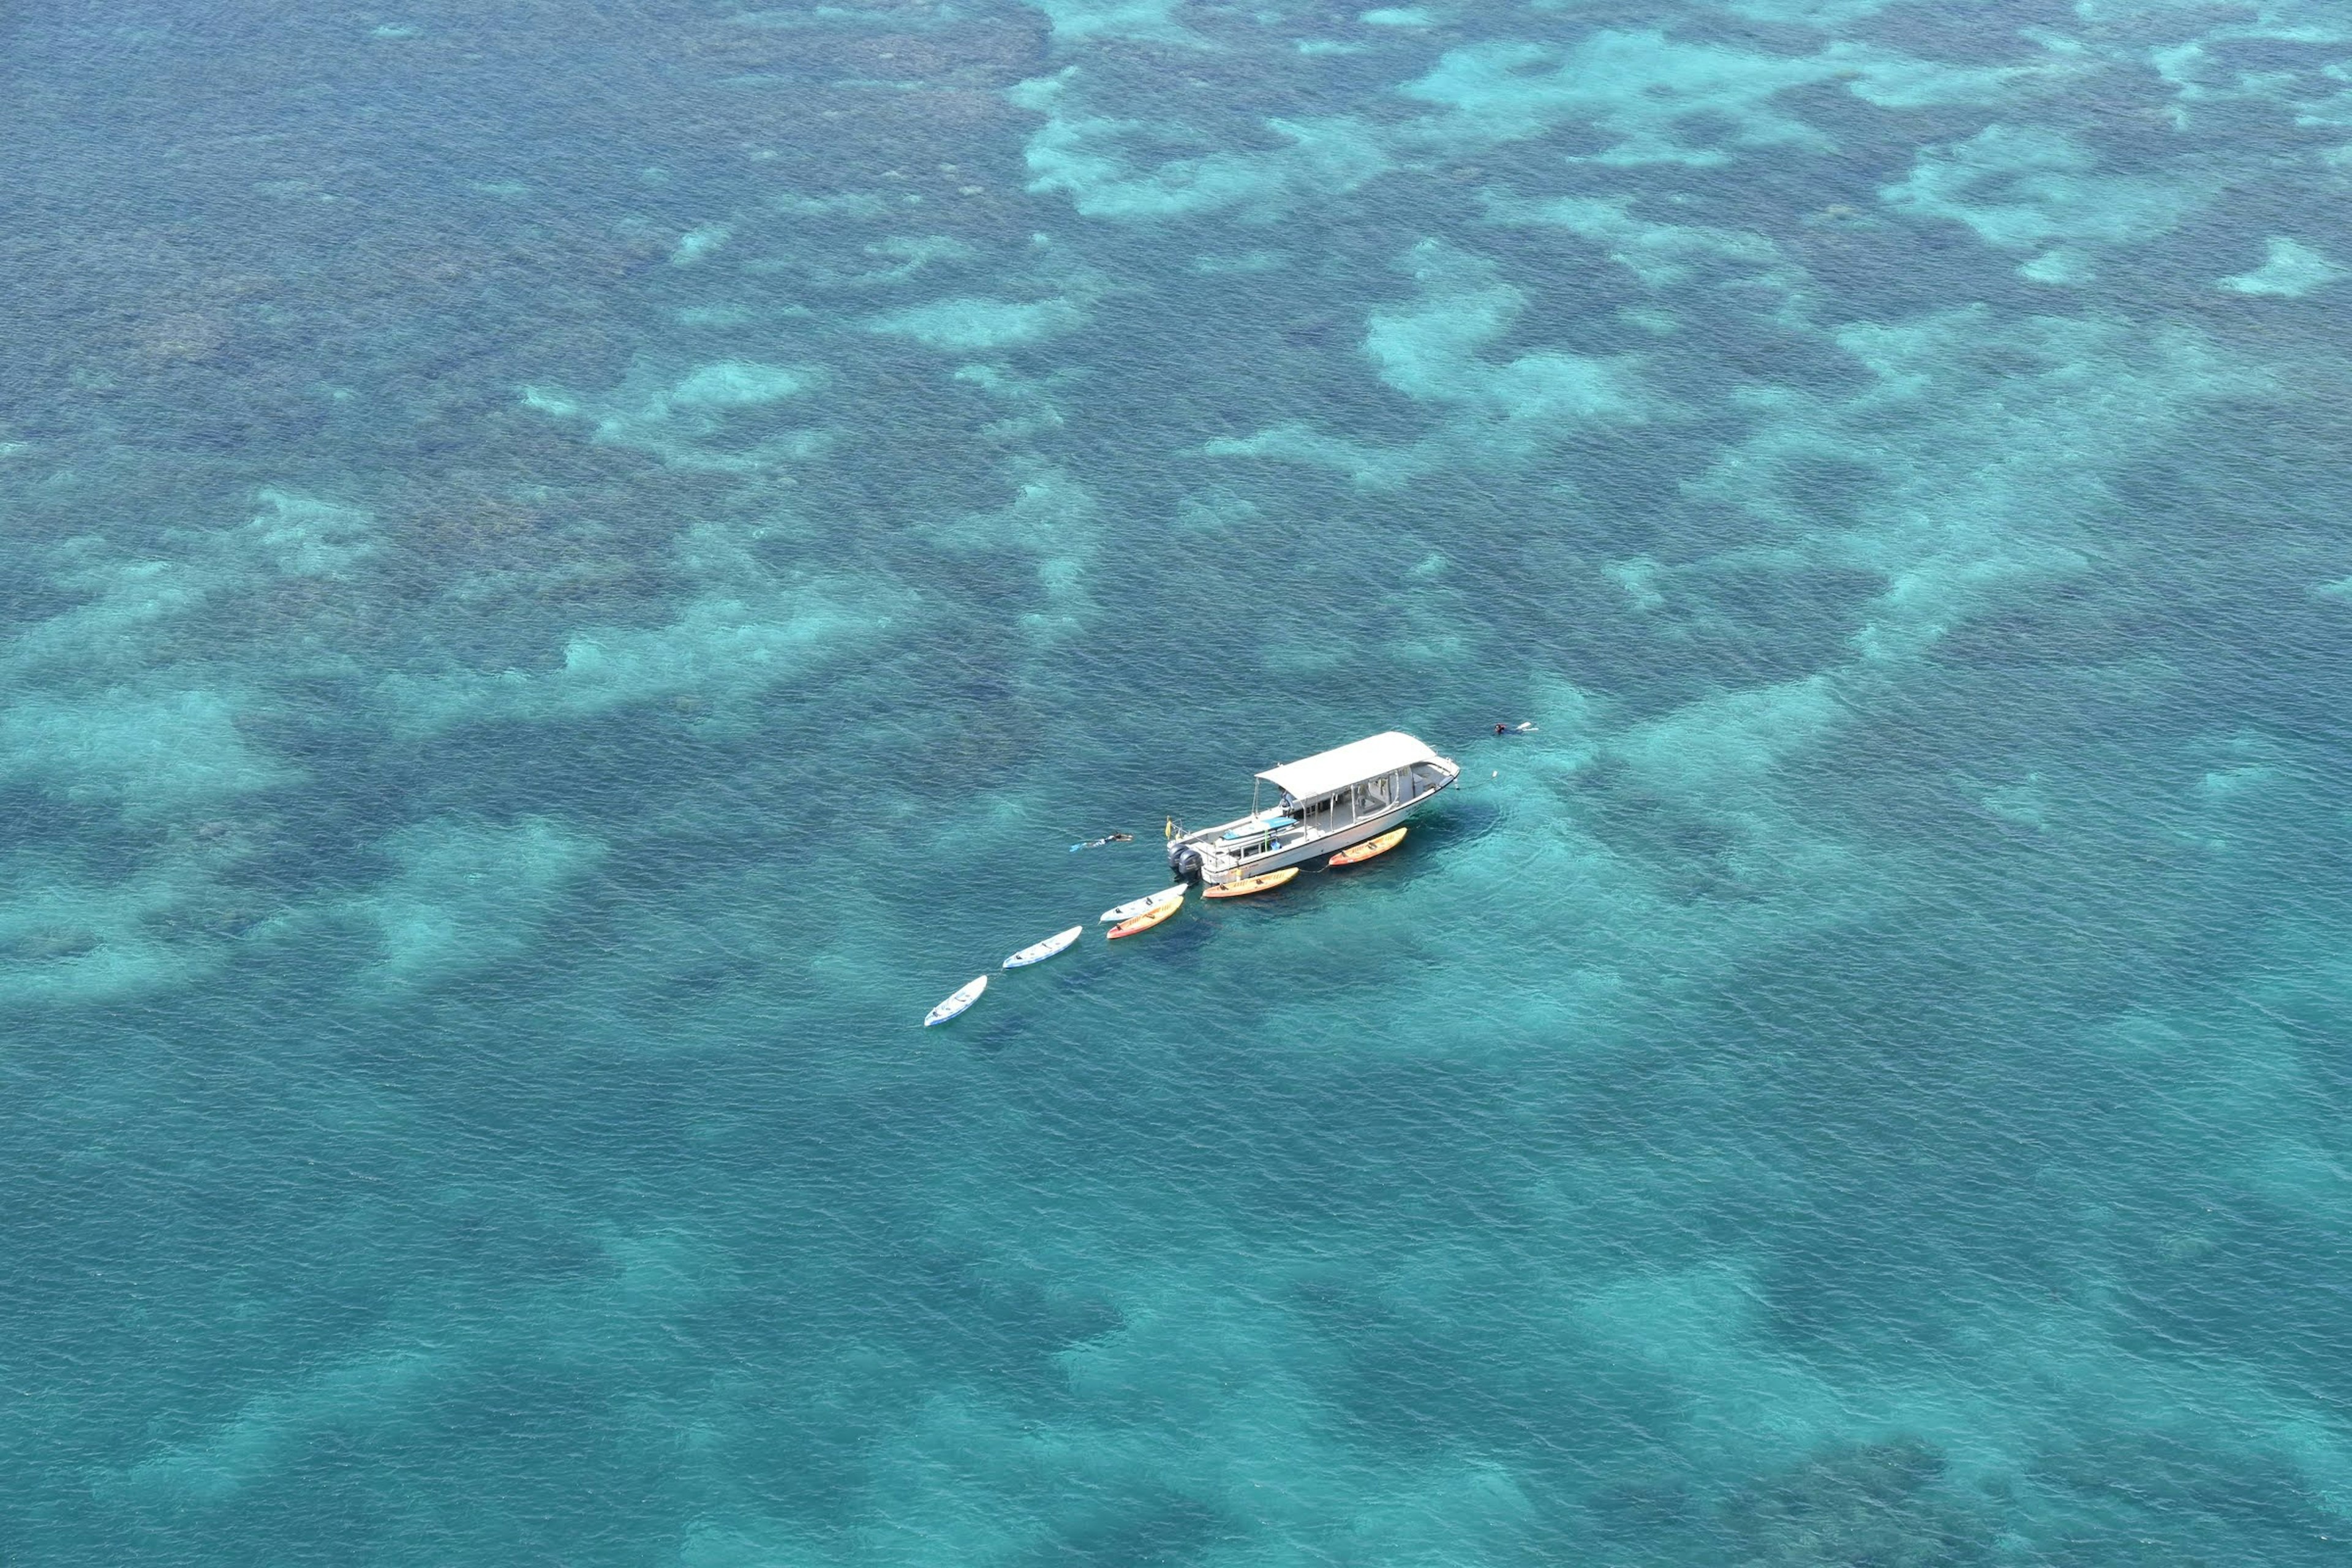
xmin=4 ymin=0 xmax=2350 ymax=1561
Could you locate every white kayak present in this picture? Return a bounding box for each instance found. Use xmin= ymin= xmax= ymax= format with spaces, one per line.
xmin=1099 ymin=886 xmax=1185 ymax=924
xmin=923 ymin=975 xmax=987 ymax=1027
xmin=1003 ymin=925 xmax=1083 ymax=969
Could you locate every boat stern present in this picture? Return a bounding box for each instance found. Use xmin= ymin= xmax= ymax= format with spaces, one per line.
xmin=1168 ymin=836 xmax=1204 ymax=881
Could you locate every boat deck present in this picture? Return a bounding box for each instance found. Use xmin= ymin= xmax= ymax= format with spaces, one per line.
xmin=1188 ymin=829 xmax=1322 ymax=886
xmin=1169 ymin=732 xmax=1461 ymax=887
xmin=1178 ymin=787 xmax=1418 ymax=885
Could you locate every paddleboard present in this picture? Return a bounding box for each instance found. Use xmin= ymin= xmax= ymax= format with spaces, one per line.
xmin=1204 ymin=866 xmax=1298 ymax=899
xmin=1221 ymin=815 xmax=1295 ymax=840
xmin=1108 ymin=895 xmax=1183 ymax=939
xmin=1003 ymin=925 xmax=1083 ymax=969
xmin=1100 ymin=886 xmax=1183 ymax=924
xmin=922 ymin=975 xmax=987 ymax=1027
xmin=1329 ymin=827 xmax=1406 ymax=867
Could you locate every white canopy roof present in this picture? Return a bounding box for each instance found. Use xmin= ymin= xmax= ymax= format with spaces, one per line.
xmin=1257 ymin=732 xmax=1444 ymax=803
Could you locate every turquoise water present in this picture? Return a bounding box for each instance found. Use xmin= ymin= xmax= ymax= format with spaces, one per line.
xmin=5 ymin=0 xmax=2351 ymax=1559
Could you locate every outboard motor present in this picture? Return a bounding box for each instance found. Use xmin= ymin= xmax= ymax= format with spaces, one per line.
xmin=1170 ymin=843 xmax=1202 ymax=881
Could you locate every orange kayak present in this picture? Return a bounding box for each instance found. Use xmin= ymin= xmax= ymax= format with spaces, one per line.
xmin=1107 ymin=894 xmax=1183 ymax=938
xmin=1205 ymin=866 xmax=1298 ymax=899
xmin=1329 ymin=827 xmax=1406 ymax=868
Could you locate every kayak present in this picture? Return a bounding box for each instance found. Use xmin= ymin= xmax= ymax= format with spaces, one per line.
xmin=1003 ymin=925 xmax=1083 ymax=969
xmin=1108 ymin=894 xmax=1183 ymax=939
xmin=1204 ymin=866 xmax=1298 ymax=899
xmin=1329 ymin=827 xmax=1406 ymax=868
xmin=1100 ymin=886 xmax=1184 ymax=924
xmin=923 ymin=975 xmax=987 ymax=1027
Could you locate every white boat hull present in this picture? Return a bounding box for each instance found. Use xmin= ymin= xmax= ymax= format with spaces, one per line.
xmin=1168 ymin=772 xmax=1455 ymax=887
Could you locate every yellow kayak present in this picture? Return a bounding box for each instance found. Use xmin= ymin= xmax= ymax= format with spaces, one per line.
xmin=1107 ymin=894 xmax=1183 ymax=939
xmin=1329 ymin=827 xmax=1406 ymax=867
xmin=1205 ymin=866 xmax=1299 ymax=899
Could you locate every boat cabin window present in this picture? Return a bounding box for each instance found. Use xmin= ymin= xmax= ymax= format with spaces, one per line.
xmin=1288 ymin=765 xmax=1430 ymax=833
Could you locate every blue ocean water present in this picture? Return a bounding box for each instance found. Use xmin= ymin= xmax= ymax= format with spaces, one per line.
xmin=4 ymin=0 xmax=2351 ymax=1559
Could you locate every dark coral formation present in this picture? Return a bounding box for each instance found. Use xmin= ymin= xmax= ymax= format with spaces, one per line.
xmin=1716 ymin=1439 xmax=1996 ymax=1567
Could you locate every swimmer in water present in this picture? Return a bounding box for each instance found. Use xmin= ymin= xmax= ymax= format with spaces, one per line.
xmin=1069 ymin=832 xmax=1136 ymax=851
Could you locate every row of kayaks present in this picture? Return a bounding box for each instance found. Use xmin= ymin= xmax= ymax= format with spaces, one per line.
xmin=922 ymin=827 xmax=1409 ymax=1027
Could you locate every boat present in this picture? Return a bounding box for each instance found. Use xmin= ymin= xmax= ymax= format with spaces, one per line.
xmin=1100 ymin=885 xmax=1184 ymax=924
xmin=1329 ymin=826 xmax=1405 ymax=867
xmin=1003 ymin=925 xmax=1082 ymax=968
xmin=1108 ymin=894 xmax=1183 ymax=938
xmin=1167 ymin=732 xmax=1457 ymax=891
xmin=923 ymin=975 xmax=987 ymax=1027
xmin=1204 ymin=866 xmax=1298 ymax=899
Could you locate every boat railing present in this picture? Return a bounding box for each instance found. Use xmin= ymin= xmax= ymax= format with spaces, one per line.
xmin=1194 ymin=826 xmax=1325 ymax=885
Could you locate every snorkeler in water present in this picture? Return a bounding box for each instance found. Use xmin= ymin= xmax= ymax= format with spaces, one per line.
xmin=1068 ymin=832 xmax=1137 ymax=852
